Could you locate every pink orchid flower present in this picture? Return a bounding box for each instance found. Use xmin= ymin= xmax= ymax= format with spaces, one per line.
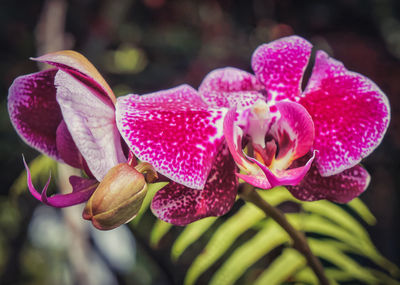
xmin=8 ymin=51 xmax=126 ymax=207
xmin=116 ymin=36 xmax=390 ymax=226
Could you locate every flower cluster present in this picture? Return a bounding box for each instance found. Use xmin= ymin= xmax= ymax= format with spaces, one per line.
xmin=8 ymin=36 xmax=390 ymax=228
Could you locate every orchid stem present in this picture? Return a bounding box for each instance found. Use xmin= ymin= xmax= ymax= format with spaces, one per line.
xmin=239 ymin=185 xmax=329 ymax=285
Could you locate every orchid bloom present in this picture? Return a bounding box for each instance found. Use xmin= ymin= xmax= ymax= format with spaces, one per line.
xmin=8 ymin=50 xmax=126 ymax=207
xmin=116 ymin=36 xmax=390 ymax=225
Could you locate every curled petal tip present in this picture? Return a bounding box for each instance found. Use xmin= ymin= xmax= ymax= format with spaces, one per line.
xmin=23 ymin=155 xmax=97 ymax=208
xmin=23 ymin=154 xmax=52 ymax=204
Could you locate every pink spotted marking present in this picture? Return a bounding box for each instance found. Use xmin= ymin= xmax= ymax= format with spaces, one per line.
xmin=301 ymin=51 xmax=390 ymax=176
xmin=252 ymin=36 xmax=312 ymax=103
xmin=151 ymin=144 xmax=238 ymax=226
xmin=116 ymin=85 xmax=227 ymax=189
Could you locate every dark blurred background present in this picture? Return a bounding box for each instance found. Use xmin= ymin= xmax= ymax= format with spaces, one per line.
xmin=0 ymin=0 xmax=399 ymax=284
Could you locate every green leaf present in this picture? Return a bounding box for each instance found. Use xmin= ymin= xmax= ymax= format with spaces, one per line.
xmin=302 ymin=200 xmax=370 ymax=242
xmin=293 ymin=267 xmax=318 ymax=284
xmin=183 ymin=202 xmax=266 ymax=285
xmin=324 ymin=268 xmax=354 ymax=282
xmin=294 ymin=267 xmax=340 ymax=285
xmin=183 ymin=187 xmax=292 ymax=285
xmin=131 ymin=182 xmax=168 ymax=225
xmin=368 ymin=268 xmax=400 ymax=285
xmin=320 ymin=239 xmax=400 ymax=278
xmin=309 ymin=239 xmax=379 ymax=283
xmin=208 ymin=220 xmax=289 ymax=285
xmin=302 ymin=214 xmax=368 ymax=248
xmin=253 ymin=248 xmax=306 ymax=285
xmin=347 ymin=198 xmax=376 ymax=225
xmin=171 ymin=217 xmax=217 ymax=262
xmin=150 ymin=219 xmax=173 ymax=247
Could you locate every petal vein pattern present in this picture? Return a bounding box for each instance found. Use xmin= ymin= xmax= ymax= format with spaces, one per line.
xmin=116 ymin=85 xmax=227 ymax=189
xmin=55 ymin=70 xmax=125 ymax=181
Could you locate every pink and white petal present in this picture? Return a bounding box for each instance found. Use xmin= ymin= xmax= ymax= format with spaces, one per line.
xmin=24 ymin=156 xmax=98 ymax=207
xmin=223 ymin=107 xmax=259 ymax=173
xmin=248 ymin=151 xmax=315 ymax=188
xmin=151 ymin=144 xmax=238 ymax=226
xmin=55 ymin=70 xmax=126 ymax=181
xmin=269 ymin=101 xmax=314 ymax=169
xmin=116 ymin=85 xmax=226 ymax=190
xmin=252 ymin=36 xmax=312 ymax=102
xmin=236 ymin=172 xmax=271 ymax=189
xmin=8 ymin=69 xmax=63 ymax=160
xmin=199 ymin=67 xmax=265 ymax=108
xmin=56 ymin=120 xmax=86 ymax=169
xmin=32 ymin=50 xmax=116 ymax=104
xmin=300 ymin=51 xmax=390 ymax=176
xmin=287 ymin=163 xmax=370 ymax=203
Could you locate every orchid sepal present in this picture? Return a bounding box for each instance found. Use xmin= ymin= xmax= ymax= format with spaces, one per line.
xmin=32 ymin=50 xmax=116 ymax=104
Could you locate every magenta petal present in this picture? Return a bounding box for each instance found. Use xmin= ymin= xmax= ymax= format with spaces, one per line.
xmin=55 ymin=71 xmax=126 ymax=181
xmin=247 ymin=151 xmax=315 ymax=188
xmin=151 ymin=144 xmax=238 ymax=226
xmin=23 ymin=156 xmax=98 ymax=207
xmin=8 ymin=69 xmax=63 ymax=160
xmin=224 ymin=107 xmax=272 ymax=189
xmin=116 ymin=85 xmax=226 ymax=190
xmin=236 ymin=172 xmax=271 ymax=189
xmin=300 ymin=51 xmax=391 ymax=176
xmin=223 ymin=107 xmax=246 ymax=168
xmin=271 ymin=101 xmax=314 ymax=162
xmin=251 ymin=36 xmax=312 ymax=102
xmin=56 ymin=120 xmax=86 ymax=169
xmin=287 ymin=163 xmax=370 ymax=203
xmin=198 ymin=67 xmax=265 ymax=108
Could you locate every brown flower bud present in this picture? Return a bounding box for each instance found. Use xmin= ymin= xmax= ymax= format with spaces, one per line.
xmin=82 ymin=163 xmax=147 ymax=230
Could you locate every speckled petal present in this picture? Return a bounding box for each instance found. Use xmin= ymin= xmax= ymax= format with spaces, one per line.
xmin=223 ymin=107 xmax=259 ymax=173
xmin=32 ymin=50 xmax=116 ymax=104
xmin=300 ymin=51 xmax=391 ymax=176
xmin=116 ymin=85 xmax=226 ymax=190
xmin=198 ymin=67 xmax=265 ymax=108
xmin=287 ymin=162 xmax=370 ymax=203
xmin=56 ymin=120 xmax=86 ymax=169
xmin=55 ymin=70 xmax=126 ymax=181
xmin=252 ymin=36 xmax=312 ymax=102
xmin=24 ymin=156 xmax=98 ymax=207
xmin=8 ymin=69 xmax=63 ymax=160
xmin=151 ymin=144 xmax=238 ymax=226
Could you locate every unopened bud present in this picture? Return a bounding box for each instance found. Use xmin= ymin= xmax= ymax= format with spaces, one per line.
xmin=82 ymin=163 xmax=147 ymax=230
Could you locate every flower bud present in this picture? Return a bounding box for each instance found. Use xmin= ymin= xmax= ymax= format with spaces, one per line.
xmin=82 ymin=163 xmax=147 ymax=230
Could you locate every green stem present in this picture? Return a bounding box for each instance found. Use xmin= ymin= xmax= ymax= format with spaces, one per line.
xmin=239 ymin=185 xmax=329 ymax=285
